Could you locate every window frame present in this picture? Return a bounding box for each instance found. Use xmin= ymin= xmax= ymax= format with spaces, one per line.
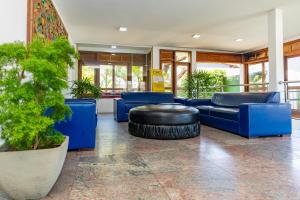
xmin=245 ymin=61 xmax=269 ymax=92
xmin=78 ymin=52 xmax=149 ymax=97
xmin=159 ymin=50 xmax=192 ymax=95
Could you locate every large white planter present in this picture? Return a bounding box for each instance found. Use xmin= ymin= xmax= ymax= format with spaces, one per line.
xmin=0 ymin=136 xmax=69 ymax=200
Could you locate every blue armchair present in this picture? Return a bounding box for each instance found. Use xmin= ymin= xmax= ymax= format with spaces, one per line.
xmin=186 ymin=92 xmax=292 ymax=138
xmin=55 ymin=99 xmax=97 ymax=150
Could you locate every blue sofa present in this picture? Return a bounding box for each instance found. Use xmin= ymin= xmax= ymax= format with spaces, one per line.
xmin=185 ymin=92 xmax=292 ymax=138
xmin=114 ymin=92 xmax=183 ymax=122
xmin=55 ymin=99 xmax=97 ymax=150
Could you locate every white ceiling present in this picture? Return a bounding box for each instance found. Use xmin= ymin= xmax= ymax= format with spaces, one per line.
xmin=53 ymin=0 xmax=300 ymax=53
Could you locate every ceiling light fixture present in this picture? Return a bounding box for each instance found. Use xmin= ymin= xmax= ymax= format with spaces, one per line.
xmin=111 ymin=53 xmax=116 ymax=56
xmin=192 ymin=34 xmax=201 ymax=39
xmin=111 ymin=45 xmax=117 ymax=49
xmin=235 ymin=38 xmax=244 ymax=42
xmin=119 ymin=27 xmax=128 ymax=32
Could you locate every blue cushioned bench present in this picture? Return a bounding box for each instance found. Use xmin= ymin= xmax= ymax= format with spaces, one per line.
xmin=185 ymin=92 xmax=292 ymax=138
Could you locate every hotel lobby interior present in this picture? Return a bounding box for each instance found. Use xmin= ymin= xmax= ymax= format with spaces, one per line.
xmin=1 ymin=0 xmax=300 ymax=199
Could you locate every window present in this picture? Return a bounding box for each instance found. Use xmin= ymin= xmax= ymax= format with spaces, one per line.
xmin=160 ymin=50 xmax=191 ymax=96
xmin=287 ymin=56 xmax=300 ymax=83
xmin=82 ymin=66 xmax=95 ymax=84
xmin=114 ymin=65 xmax=127 ymax=93
xmin=161 ymin=62 xmax=173 ymax=93
xmin=196 ymin=63 xmax=241 ymax=92
xmin=175 ymin=52 xmax=190 ymax=63
xmin=286 ymin=56 xmax=300 ymax=111
xmin=79 ymin=52 xmax=150 ymax=97
xmin=176 ymin=64 xmax=189 ymax=97
xmin=100 ymin=65 xmax=113 ymax=93
xmin=248 ymin=62 xmax=269 ymax=91
xmin=132 ymin=66 xmax=144 ymax=91
xmin=99 ymin=64 xmax=127 ymax=94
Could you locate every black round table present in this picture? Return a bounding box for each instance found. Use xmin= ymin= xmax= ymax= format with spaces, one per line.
xmin=128 ymin=105 xmax=200 ymax=139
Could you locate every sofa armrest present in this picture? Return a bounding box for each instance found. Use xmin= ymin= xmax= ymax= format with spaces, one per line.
xmin=113 ymin=98 xmax=128 ymax=122
xmin=185 ymin=99 xmax=211 ymax=107
xmin=174 ymin=97 xmax=187 ymax=105
xmin=239 ymin=103 xmax=292 ymax=138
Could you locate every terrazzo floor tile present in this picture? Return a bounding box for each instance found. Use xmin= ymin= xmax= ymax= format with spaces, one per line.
xmin=1 ymin=114 xmax=300 ymax=200
xmin=69 ymin=174 xmax=170 ymax=200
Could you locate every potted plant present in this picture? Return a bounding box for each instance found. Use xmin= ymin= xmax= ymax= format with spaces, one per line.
xmin=71 ymin=77 xmax=102 ymax=99
xmin=0 ymin=37 xmax=78 ymax=199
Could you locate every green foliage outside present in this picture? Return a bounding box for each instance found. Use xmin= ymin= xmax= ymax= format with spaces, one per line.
xmin=249 ymin=71 xmax=264 ymax=91
xmin=224 ymin=75 xmax=240 ymax=92
xmin=183 ymin=70 xmax=226 ymax=98
xmin=82 ymin=66 xmax=95 ymax=83
xmin=0 ymin=37 xmax=78 ymax=151
xmin=132 ymin=66 xmax=143 ymax=91
xmin=100 ymin=66 xmax=113 ymax=89
xmin=71 ymin=77 xmax=102 ymax=98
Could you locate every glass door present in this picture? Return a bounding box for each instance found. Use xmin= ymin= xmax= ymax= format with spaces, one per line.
xmin=286 ymin=56 xmax=300 ymax=113
xmin=132 ymin=66 xmax=144 ymax=92
xmin=114 ymin=65 xmax=127 ymax=94
xmin=176 ymin=64 xmax=189 ymax=97
xmin=248 ymin=62 xmax=268 ymax=91
xmin=161 ymin=62 xmax=173 ymax=93
xmin=99 ymin=64 xmax=113 ymax=94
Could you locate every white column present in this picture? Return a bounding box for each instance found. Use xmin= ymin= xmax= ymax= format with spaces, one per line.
xmin=191 ymin=50 xmax=197 ymax=72
xmin=240 ymin=64 xmax=245 ymax=92
xmin=152 ymin=46 xmax=160 ymax=69
xmin=268 ymin=8 xmax=284 ymax=93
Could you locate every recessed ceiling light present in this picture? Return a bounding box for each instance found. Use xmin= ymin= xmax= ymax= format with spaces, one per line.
xmin=235 ymin=38 xmax=244 ymax=42
xmin=111 ymin=45 xmax=117 ymax=49
xmin=192 ymin=34 xmax=201 ymax=39
xmin=119 ymin=27 xmax=128 ymax=32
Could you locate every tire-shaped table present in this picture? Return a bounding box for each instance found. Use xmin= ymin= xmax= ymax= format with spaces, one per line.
xmin=128 ymin=105 xmax=200 ymax=139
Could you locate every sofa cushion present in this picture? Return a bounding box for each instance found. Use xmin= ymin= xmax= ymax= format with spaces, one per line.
xmin=210 ymin=107 xmax=239 ymax=121
xmin=121 ymin=92 xmax=174 ymax=103
xmin=196 ymin=105 xmax=215 ymax=115
xmin=211 ymin=92 xmax=280 ymax=108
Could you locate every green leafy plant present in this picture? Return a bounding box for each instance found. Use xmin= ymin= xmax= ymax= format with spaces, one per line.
xmin=71 ymin=77 xmax=101 ymax=98
xmin=183 ymin=70 xmax=226 ymax=98
xmin=0 ymin=37 xmax=78 ymax=151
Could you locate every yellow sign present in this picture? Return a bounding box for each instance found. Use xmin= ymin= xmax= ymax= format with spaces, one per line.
xmin=151 ymin=69 xmax=165 ymax=92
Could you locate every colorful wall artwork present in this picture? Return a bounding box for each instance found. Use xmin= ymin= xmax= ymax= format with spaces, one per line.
xmin=27 ymin=0 xmax=68 ymax=42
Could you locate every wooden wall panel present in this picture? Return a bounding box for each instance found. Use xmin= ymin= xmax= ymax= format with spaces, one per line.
xmin=97 ymin=53 xmax=111 ymax=63
xmin=284 ymin=39 xmax=300 ymax=57
xmin=197 ymin=52 xmax=243 ymax=63
xmin=80 ymin=52 xmax=98 ymax=65
xmin=110 ymin=54 xmax=122 ymax=62
xmin=132 ymin=54 xmax=146 ymax=65
xmin=160 ymin=50 xmax=174 ymax=61
xmin=79 ymin=51 xmax=147 ymax=66
xmin=244 ymin=39 xmax=300 ymax=63
xmin=121 ymin=54 xmax=131 ymax=63
xmin=243 ymin=49 xmax=268 ymax=64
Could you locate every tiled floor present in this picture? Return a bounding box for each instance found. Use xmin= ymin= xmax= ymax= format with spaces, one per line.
xmin=2 ymin=115 xmax=300 ymax=200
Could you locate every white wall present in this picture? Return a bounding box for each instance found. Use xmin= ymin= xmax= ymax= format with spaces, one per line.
xmin=0 ymin=0 xmax=27 ymax=44
xmin=98 ymin=99 xmax=114 ymax=114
